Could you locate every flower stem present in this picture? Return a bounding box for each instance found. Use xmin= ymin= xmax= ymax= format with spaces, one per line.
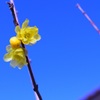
xmin=7 ymin=1 xmax=42 ymax=100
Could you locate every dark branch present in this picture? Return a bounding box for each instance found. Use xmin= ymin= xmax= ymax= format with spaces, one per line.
xmin=7 ymin=2 xmax=19 ymax=26
xmin=7 ymin=2 xmax=42 ymax=100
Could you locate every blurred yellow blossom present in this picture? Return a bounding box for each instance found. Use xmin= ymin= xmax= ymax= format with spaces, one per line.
xmin=4 ymin=45 xmax=27 ymax=69
xmin=15 ymin=19 xmax=41 ymax=45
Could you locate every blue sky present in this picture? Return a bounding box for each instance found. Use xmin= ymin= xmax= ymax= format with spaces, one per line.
xmin=0 ymin=0 xmax=100 ymax=100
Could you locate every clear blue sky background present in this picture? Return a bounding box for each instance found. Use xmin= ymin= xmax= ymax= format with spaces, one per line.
xmin=0 ymin=0 xmax=100 ymax=100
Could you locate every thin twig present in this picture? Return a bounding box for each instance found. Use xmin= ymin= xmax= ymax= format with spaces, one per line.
xmin=76 ymin=3 xmax=100 ymax=34
xmin=7 ymin=1 xmax=42 ymax=100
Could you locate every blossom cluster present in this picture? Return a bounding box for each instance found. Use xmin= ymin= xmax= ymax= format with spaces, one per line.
xmin=4 ymin=19 xmax=41 ymax=69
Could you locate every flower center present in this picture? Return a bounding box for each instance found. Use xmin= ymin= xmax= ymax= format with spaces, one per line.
xmin=24 ymin=32 xmax=30 ymax=38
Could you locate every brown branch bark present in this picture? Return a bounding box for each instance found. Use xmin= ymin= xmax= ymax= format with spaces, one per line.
xmin=7 ymin=1 xmax=42 ymax=100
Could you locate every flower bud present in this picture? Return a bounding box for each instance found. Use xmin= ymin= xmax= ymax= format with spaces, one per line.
xmin=10 ymin=37 xmax=21 ymax=48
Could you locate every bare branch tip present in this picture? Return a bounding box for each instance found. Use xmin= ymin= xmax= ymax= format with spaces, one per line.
xmin=7 ymin=1 xmax=14 ymax=9
xmin=76 ymin=3 xmax=79 ymax=7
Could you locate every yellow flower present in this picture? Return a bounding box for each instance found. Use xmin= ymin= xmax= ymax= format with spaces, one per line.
xmin=15 ymin=19 xmax=41 ymax=45
xmin=10 ymin=36 xmax=21 ymax=49
xmin=4 ymin=45 xmax=27 ymax=69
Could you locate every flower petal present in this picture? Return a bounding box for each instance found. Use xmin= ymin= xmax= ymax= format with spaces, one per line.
xmin=4 ymin=53 xmax=12 ymax=62
xmin=10 ymin=60 xmax=18 ymax=67
xmin=6 ymin=45 xmax=12 ymax=52
xmin=22 ymin=19 xmax=29 ymax=28
xmin=18 ymin=61 xmax=27 ymax=69
xmin=31 ymin=26 xmax=38 ymax=34
xmin=22 ymin=39 xmax=29 ymax=44
xmin=30 ymin=38 xmax=36 ymax=44
xmin=15 ymin=25 xmax=20 ymax=33
xmin=34 ymin=34 xmax=41 ymax=41
xmin=14 ymin=48 xmax=23 ymax=53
